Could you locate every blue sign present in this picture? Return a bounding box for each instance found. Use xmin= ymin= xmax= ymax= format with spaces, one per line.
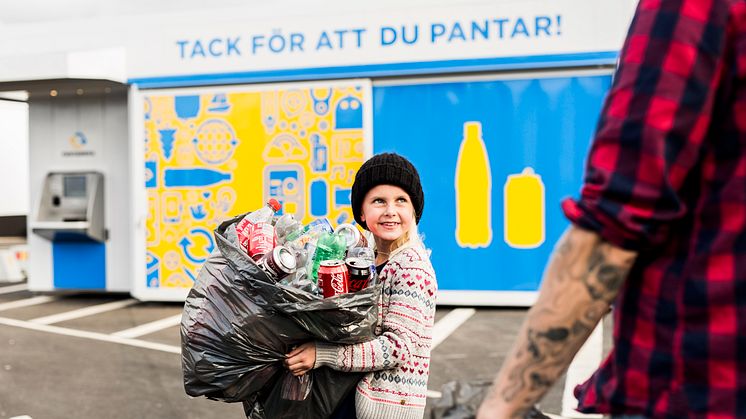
xmin=373 ymin=74 xmax=611 ymax=292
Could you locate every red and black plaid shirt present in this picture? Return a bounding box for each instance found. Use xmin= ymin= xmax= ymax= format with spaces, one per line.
xmin=562 ymin=0 xmax=746 ymax=417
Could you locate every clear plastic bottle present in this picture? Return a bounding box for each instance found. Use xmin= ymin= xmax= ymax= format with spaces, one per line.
xmin=285 ymin=218 xmax=333 ymax=243
xmin=236 ymin=199 xmax=282 ymax=253
xmin=274 ymin=213 xmax=303 ymax=245
xmin=244 ymin=199 xmax=282 ymax=226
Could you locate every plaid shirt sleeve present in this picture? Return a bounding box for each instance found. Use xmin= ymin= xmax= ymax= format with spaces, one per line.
xmin=562 ymin=0 xmax=731 ymax=250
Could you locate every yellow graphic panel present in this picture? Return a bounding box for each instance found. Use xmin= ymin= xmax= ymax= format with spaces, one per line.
xmin=144 ymin=84 xmax=367 ymax=289
xmin=504 ymin=167 xmax=545 ymax=249
xmin=455 ymin=121 xmax=493 ymax=248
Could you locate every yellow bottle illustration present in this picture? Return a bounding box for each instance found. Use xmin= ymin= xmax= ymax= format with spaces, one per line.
xmin=504 ymin=167 xmax=545 ymax=249
xmin=455 ymin=121 xmax=492 ymax=248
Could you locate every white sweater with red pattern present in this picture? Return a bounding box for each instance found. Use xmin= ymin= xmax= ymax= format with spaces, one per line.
xmin=314 ymin=243 xmax=437 ymax=419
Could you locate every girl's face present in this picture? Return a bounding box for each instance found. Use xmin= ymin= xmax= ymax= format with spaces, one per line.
xmin=360 ymin=184 xmax=415 ymax=249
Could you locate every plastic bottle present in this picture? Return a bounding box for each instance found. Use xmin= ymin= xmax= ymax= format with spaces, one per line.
xmin=308 ymin=232 xmax=347 ymax=283
xmin=274 ymin=213 xmax=303 ymax=245
xmin=286 ymin=218 xmax=333 ymax=243
xmin=236 ymin=199 xmax=282 ymax=253
xmin=244 ymin=199 xmax=282 ymax=226
xmin=455 ymin=121 xmax=492 ymax=248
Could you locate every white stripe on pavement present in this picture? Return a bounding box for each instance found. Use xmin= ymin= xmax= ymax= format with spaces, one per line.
xmin=425 ymin=308 xmax=477 ymax=400
xmin=0 ymin=296 xmax=56 ymax=312
xmin=561 ymin=322 xmax=604 ymax=419
xmin=0 ymin=316 xmax=180 ymax=354
xmin=111 ymin=314 xmax=182 ymax=338
xmin=431 ymin=308 xmax=476 ymax=350
xmin=29 ymin=298 xmax=139 ymax=325
xmin=0 ymin=283 xmax=28 ymax=295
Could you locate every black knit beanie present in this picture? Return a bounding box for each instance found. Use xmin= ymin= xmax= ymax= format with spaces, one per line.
xmin=351 ymin=152 xmax=424 ymax=230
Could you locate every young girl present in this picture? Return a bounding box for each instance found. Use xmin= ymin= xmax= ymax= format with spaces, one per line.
xmin=284 ymin=152 xmax=437 ymax=419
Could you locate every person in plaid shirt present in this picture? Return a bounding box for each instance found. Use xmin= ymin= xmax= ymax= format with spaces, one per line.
xmin=478 ymin=0 xmax=746 ymax=418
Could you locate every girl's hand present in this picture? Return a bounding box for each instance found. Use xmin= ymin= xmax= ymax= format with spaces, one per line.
xmin=284 ymin=342 xmax=316 ymax=376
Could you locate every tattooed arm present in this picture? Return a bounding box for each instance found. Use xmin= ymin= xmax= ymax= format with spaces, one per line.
xmin=477 ymin=226 xmax=637 ymax=419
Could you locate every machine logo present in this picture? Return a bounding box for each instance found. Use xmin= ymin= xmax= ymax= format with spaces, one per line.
xmin=69 ymin=131 xmax=87 ymax=149
xmin=63 ymin=131 xmax=94 ymax=156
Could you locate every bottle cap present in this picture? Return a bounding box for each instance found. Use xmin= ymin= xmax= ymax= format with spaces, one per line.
xmin=267 ymin=198 xmax=282 ymax=212
xmin=464 ymin=121 xmax=482 ymax=138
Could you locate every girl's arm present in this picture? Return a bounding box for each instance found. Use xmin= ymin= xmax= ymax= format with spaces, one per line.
xmin=315 ymin=252 xmax=436 ymax=373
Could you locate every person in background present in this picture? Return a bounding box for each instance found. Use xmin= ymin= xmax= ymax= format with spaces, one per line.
xmin=285 ymin=152 xmax=438 ymax=419
xmin=478 ymin=0 xmax=746 ymax=418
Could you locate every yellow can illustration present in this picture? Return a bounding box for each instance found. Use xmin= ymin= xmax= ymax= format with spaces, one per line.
xmin=504 ymin=167 xmax=545 ymax=249
xmin=455 ymin=121 xmax=492 ymax=248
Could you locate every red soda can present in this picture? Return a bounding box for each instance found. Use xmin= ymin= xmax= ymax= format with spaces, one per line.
xmin=249 ymin=222 xmax=275 ymax=261
xmin=345 ymin=257 xmax=372 ymax=292
xmin=318 ymin=260 xmax=349 ymax=298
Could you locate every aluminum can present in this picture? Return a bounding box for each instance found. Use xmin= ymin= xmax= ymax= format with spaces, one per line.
xmin=258 ymin=245 xmax=297 ymax=281
xmin=345 ymin=257 xmax=372 ymax=292
xmin=333 ymin=223 xmax=367 ymax=250
xmin=249 ymin=222 xmax=275 ymax=261
xmin=347 ymin=246 xmax=374 ymax=262
xmin=318 ymin=260 xmax=349 ymax=298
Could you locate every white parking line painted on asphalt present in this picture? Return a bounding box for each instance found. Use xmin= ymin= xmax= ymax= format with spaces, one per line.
xmin=431 ymin=308 xmax=476 ymax=350
xmin=0 ymin=296 xmax=56 ymax=312
xmin=0 ymin=283 xmax=28 ymax=295
xmin=0 ymin=316 xmax=181 ymax=354
xmin=29 ymin=298 xmax=139 ymax=325
xmin=426 ymin=308 xmax=477 ymax=399
xmin=561 ymin=322 xmax=603 ymax=419
xmin=111 ymin=314 xmax=182 ymax=338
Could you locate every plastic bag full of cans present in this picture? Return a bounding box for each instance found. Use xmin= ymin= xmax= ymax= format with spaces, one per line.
xmin=235 ymin=199 xmax=378 ymax=298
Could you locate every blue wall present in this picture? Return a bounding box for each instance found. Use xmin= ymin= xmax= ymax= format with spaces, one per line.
xmin=373 ymin=74 xmax=611 ymax=291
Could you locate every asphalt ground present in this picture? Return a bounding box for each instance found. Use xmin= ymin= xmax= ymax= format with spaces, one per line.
xmin=0 ymin=281 xmax=585 ymax=419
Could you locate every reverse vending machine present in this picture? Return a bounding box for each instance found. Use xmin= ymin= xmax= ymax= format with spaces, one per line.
xmin=32 ymin=172 xmax=106 ymax=242
xmin=20 ymin=81 xmax=132 ymax=293
xmin=30 ymin=172 xmax=107 ymax=288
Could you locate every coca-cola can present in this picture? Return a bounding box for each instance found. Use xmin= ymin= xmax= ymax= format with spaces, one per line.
xmin=345 ymin=257 xmax=372 ymax=292
xmin=333 ymin=223 xmax=367 ymax=250
xmin=318 ymin=260 xmax=349 ymax=298
xmin=258 ymin=245 xmax=297 ymax=281
xmin=249 ymin=223 xmax=275 ymax=261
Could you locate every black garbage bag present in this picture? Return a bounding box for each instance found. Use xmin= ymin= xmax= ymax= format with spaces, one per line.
xmin=181 ymin=214 xmax=381 ymax=418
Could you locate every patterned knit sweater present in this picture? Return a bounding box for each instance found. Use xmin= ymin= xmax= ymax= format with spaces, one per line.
xmin=315 ymin=243 xmax=437 ymax=419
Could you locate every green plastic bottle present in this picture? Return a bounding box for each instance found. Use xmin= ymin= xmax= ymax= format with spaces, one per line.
xmin=308 ymin=232 xmax=346 ymax=283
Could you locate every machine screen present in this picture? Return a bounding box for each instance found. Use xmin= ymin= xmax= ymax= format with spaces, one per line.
xmin=63 ymin=176 xmax=87 ymax=198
